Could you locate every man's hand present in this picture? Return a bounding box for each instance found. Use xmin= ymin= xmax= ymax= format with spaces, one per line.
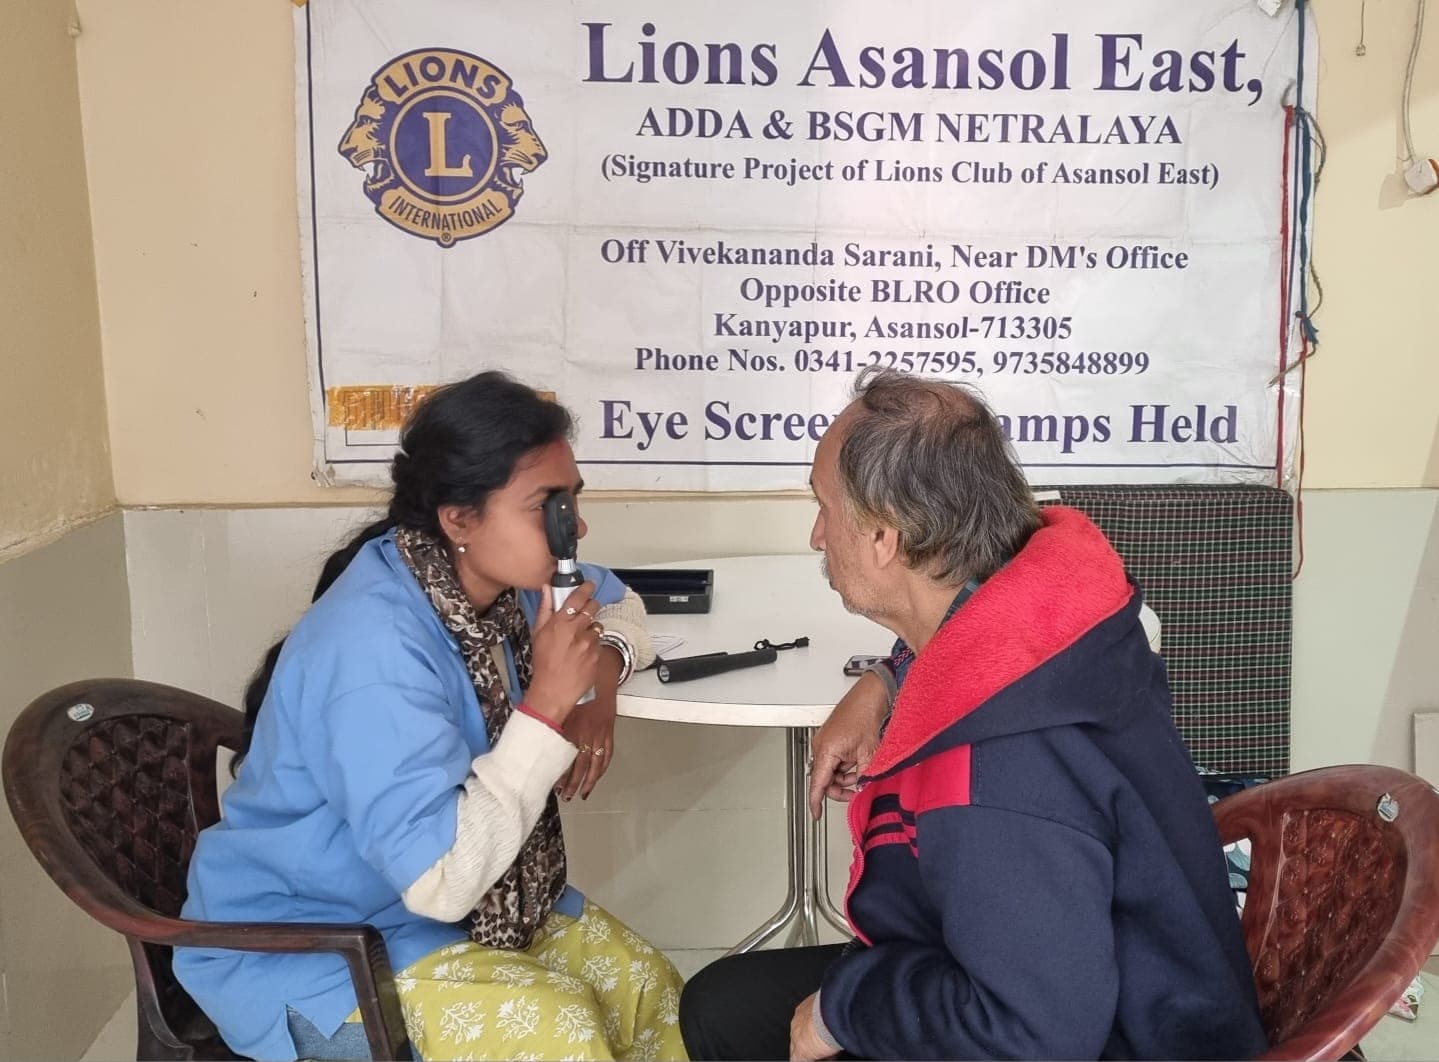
xmin=808 ymin=669 xmax=889 ymax=819
xmin=790 ymin=992 xmax=839 ymax=1061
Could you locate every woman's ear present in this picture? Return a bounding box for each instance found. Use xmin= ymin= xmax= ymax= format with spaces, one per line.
xmin=437 ymin=504 xmax=480 ymax=545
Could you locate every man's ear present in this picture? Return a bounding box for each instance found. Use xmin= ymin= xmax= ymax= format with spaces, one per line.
xmin=870 ymin=524 xmax=902 ymax=570
xmin=437 ymin=504 xmax=481 ymax=545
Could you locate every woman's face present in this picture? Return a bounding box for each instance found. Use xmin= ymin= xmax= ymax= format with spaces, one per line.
xmin=442 ymin=439 xmax=588 ymax=607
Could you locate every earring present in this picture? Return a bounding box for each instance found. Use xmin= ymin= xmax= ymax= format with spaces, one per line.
xmin=455 ymin=543 xmax=468 ymax=554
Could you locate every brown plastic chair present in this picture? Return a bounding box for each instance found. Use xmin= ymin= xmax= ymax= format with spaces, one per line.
xmin=2 ymin=678 xmax=411 ymax=1061
xmin=1213 ymin=763 xmax=1439 ymax=1060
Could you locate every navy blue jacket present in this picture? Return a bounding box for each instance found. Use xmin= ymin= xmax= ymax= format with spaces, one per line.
xmin=820 ymin=507 xmax=1267 ymax=1060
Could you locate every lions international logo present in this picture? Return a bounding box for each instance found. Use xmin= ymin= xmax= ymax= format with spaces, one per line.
xmin=338 ymin=48 xmax=546 ymax=247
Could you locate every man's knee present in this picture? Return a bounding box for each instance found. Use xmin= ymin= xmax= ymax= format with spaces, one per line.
xmin=677 ymin=962 xmax=719 ymax=1047
xmin=680 ymin=946 xmax=840 ymax=1061
xmin=679 ymin=957 xmax=742 ymax=1058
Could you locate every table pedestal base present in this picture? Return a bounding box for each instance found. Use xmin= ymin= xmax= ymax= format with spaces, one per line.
xmin=727 ymin=728 xmax=852 ymax=954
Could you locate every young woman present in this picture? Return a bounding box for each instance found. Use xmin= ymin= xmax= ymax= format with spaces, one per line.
xmin=174 ymin=372 xmax=686 ymax=1061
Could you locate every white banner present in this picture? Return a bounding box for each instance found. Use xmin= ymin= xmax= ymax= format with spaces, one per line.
xmin=296 ymin=0 xmax=1315 ymax=490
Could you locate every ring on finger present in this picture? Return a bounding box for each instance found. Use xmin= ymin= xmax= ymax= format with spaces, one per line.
xmin=576 ymin=742 xmax=591 ymax=754
xmin=593 ymin=746 xmax=606 ymax=757
xmin=564 ymin=606 xmax=578 ymax=617
xmin=589 ymin=621 xmax=605 ymax=635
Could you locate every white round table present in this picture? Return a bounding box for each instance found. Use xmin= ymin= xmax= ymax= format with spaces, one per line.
xmin=618 ymin=556 xmax=890 ymax=728
xmin=616 ymin=554 xmax=1160 ymax=952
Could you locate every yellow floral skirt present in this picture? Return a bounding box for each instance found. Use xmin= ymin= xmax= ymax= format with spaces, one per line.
xmin=347 ymin=900 xmax=688 ymax=1061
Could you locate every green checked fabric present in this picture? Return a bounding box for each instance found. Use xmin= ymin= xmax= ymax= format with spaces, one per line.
xmin=1038 ymin=485 xmax=1292 ymax=776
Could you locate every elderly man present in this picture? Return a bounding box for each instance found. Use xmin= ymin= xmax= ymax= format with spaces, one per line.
xmin=679 ymin=369 xmax=1266 ymax=1061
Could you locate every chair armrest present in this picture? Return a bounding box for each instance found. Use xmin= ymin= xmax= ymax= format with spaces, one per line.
xmin=9 ymin=831 xmax=413 ymax=1060
xmin=142 ymin=916 xmax=411 ymax=1062
xmin=1212 ymin=783 xmax=1270 ymax=846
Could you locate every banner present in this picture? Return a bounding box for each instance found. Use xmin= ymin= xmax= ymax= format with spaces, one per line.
xmin=297 ymin=0 xmax=1316 ymax=490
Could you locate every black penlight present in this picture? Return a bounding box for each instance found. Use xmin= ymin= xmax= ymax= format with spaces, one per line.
xmin=656 ymin=646 xmax=779 ymax=683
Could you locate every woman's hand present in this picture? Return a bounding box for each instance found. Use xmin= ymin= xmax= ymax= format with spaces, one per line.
xmin=526 ymin=581 xmax=601 ymax=727
xmin=557 ymin=648 xmax=621 ymax=801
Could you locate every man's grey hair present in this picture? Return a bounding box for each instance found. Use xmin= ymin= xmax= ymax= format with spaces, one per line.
xmin=835 ymin=367 xmax=1042 ymax=584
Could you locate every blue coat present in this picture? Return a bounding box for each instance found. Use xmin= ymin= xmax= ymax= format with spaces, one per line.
xmin=821 ymin=508 xmax=1268 ymax=1060
xmin=174 ymin=532 xmax=624 ymax=1060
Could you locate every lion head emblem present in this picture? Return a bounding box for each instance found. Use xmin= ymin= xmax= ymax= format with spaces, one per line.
xmin=492 ymin=98 xmax=547 ymax=203
xmin=337 ymin=48 xmax=546 ymax=246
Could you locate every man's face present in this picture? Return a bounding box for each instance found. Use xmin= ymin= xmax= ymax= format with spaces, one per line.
xmin=809 ymin=415 xmax=883 ymax=618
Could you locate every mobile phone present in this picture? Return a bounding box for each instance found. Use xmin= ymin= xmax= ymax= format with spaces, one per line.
xmin=843 ymin=654 xmax=887 ymax=676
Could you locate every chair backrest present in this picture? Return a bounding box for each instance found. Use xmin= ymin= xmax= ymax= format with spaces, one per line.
xmin=1213 ymin=764 xmax=1439 ymax=1060
xmin=3 ymin=678 xmax=245 ymax=1059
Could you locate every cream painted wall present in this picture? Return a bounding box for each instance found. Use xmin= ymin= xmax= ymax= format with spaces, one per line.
xmin=1304 ymin=0 xmax=1439 ymax=488
xmin=2 ymin=0 xmax=113 ymax=555
xmin=0 ymin=4 xmax=125 ymax=1054
xmin=72 ymin=0 xmax=1439 ymax=503
xmin=71 ymin=0 xmax=337 ymax=508
xmin=0 ymin=515 xmax=134 ymax=1061
xmin=1289 ymin=490 xmax=1439 ymax=776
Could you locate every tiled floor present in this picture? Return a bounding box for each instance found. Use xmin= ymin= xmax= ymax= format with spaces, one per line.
xmin=85 ymin=955 xmax=1439 ymax=1060
xmin=1358 ymin=964 xmax=1438 ymax=1061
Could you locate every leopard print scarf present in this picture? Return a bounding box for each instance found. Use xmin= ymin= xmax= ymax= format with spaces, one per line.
xmin=395 ymin=527 xmax=567 ymax=951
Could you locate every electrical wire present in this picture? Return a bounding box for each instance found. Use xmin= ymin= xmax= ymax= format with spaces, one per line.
xmin=1299 ymin=109 xmax=1326 ymax=322
xmin=1290 ymin=106 xmax=1324 ymax=577
xmin=1276 ymin=1 xmax=1324 ymax=571
xmin=1403 ymin=0 xmax=1428 ymax=161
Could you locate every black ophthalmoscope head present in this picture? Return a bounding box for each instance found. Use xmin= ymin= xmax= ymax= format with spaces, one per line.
xmin=543 ymin=488 xmax=580 ymax=561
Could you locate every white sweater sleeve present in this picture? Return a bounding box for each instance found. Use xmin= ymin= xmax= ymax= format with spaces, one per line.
xmin=596 ymin=587 xmax=655 ymax=671
xmin=401 ymin=711 xmax=575 ymax=922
